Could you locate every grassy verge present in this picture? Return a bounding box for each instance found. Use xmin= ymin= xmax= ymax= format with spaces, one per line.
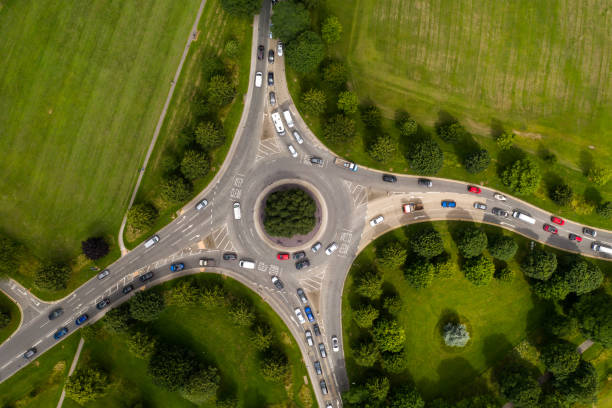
xmin=125 ymin=0 xmax=253 ymax=248
xmin=0 ymin=291 xmax=21 ymax=345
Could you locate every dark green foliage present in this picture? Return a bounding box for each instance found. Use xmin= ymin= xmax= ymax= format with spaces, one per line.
xmin=366 ymin=376 xmax=390 ymax=402
xmin=301 ymin=89 xmax=327 ymax=115
xmin=456 ymin=226 xmax=488 ymax=258
xmin=406 ymin=137 xmax=444 ymax=175
xmin=411 ymin=229 xmax=444 ymax=258
xmin=322 ymin=61 xmax=348 ymax=88
xmin=286 ymin=31 xmax=325 ymax=73
xmin=263 ymin=188 xmax=316 ymax=237
xmin=455 ymin=394 xmax=499 ymax=408
xmin=148 ymin=344 xmax=198 ymax=391
xmin=102 ymin=303 xmax=132 ymax=333
xmin=546 ymin=313 xmax=579 ymax=338
xmin=270 ymin=1 xmax=310 ymax=43
xmin=219 ymin=0 xmax=260 ymax=16
xmin=557 ymin=256 xmax=603 ymax=295
xmin=389 ymin=385 xmax=425 ymax=408
xmin=34 ymin=263 xmax=70 ymax=290
xmin=0 ymin=235 xmax=20 ymax=278
xmin=207 ymin=75 xmax=236 ymax=106
xmin=540 ymin=339 xmax=580 ymax=378
xmin=383 ymin=295 xmax=402 ymax=315
xmin=195 ymin=121 xmax=224 ymax=150
xmin=361 ymin=105 xmax=382 ymax=128
xmin=488 ymin=235 xmax=518 ymax=261
xmin=373 ymin=319 xmax=406 ymax=353
xmin=404 ymin=260 xmax=435 ymax=288
xmin=542 ymin=150 xmax=558 ymax=164
xmin=159 ymin=175 xmax=192 ymax=203
xmin=380 ymin=349 xmax=409 ymax=374
xmin=497 ymin=365 xmax=542 ymax=407
xmin=501 ymin=158 xmax=541 ymax=194
xmin=129 ymin=291 xmax=165 ymax=322
xmin=250 ymin=324 xmax=273 ymax=351
xmin=228 ymin=298 xmax=255 ymax=327
xmin=353 ymin=303 xmax=380 ymax=328
xmin=463 ymin=255 xmax=495 ymax=286
xmin=180 ymin=150 xmax=209 ymax=180
xmin=0 ymin=309 xmax=11 ymax=329
xmin=368 ymin=134 xmax=397 ymax=162
xmin=400 ymin=119 xmax=418 ymax=138
xmin=355 ymin=270 xmax=384 ymax=300
xmin=127 ymin=203 xmax=158 ymax=232
xmin=377 ymin=242 xmax=407 ymax=271
xmin=353 ymin=341 xmax=379 ymax=367
xmin=552 ymin=360 xmax=598 ymax=404
xmin=261 ymin=349 xmax=289 ymax=382
xmin=521 ymin=248 xmax=557 ymax=280
xmin=81 ymin=236 xmax=109 ymax=261
xmin=569 ymin=291 xmax=612 ymax=348
xmin=596 ymin=201 xmax=612 ymax=218
xmin=436 ymin=122 xmax=466 ymax=144
xmin=126 ymin=330 xmax=157 ymax=359
xmin=337 ymin=91 xmax=359 ymax=114
xmin=65 ymin=367 xmax=109 ymax=405
xmin=550 ymin=183 xmax=573 ymax=206
xmin=494 ymin=266 xmax=515 ymax=283
xmin=343 ymin=385 xmax=369 ymax=404
xmin=323 ymin=114 xmax=355 ymax=143
xmin=180 ymin=367 xmax=220 ymax=404
xmin=532 ymin=276 xmax=570 ymax=300
xmin=432 ymin=252 xmax=457 ymax=278
xmin=321 ymin=15 xmax=342 ymax=44
xmin=464 ymin=149 xmax=491 ymax=173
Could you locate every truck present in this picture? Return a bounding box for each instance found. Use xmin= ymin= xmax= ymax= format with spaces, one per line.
xmin=271 ymin=112 xmax=285 ymax=135
xmin=512 ymin=210 xmax=536 ymax=225
xmin=334 ymin=157 xmax=358 ymax=172
xmin=592 ymin=242 xmax=612 ymax=255
xmin=402 ymin=202 xmax=424 ymax=213
xmin=283 ymin=109 xmax=294 ymax=128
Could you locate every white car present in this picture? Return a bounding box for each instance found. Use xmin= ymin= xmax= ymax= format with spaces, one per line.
xmin=325 ymin=242 xmax=338 ymax=256
xmin=255 ymin=72 xmax=263 ymax=88
xmin=305 ymin=330 xmax=314 ymax=346
xmin=294 ymin=308 xmax=306 ymax=324
xmin=277 ymin=41 xmax=283 ymax=56
xmin=370 ymin=215 xmax=384 ymax=226
xmin=494 ymin=193 xmax=506 ymax=201
xmin=292 ymin=130 xmax=304 ymax=144
xmin=288 ymin=144 xmax=298 ymax=158
xmin=331 ymin=335 xmax=339 ymax=352
xmin=195 ymin=199 xmax=208 ymax=210
xmin=473 ymin=202 xmax=487 ymax=210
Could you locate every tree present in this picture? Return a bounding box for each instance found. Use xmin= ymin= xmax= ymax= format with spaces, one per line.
xmin=250 ymin=324 xmax=273 ymax=351
xmin=321 ymin=16 xmax=342 ymax=44
xmin=65 ymin=367 xmax=109 ymax=405
xmin=373 ymin=319 xmax=406 ymax=353
xmin=263 ymin=188 xmax=316 ymax=237
xmin=195 ymin=121 xmax=224 ymax=150
xmin=521 ymin=248 xmax=557 ymax=280
xmin=160 ymin=176 xmax=192 ymax=203
xmin=496 ymin=131 xmax=515 ymax=150
xmin=219 ymin=0 xmax=260 ymax=16
xmin=436 ymin=122 xmax=466 ymax=144
xmin=569 ymin=291 xmax=612 ymax=348
xmin=261 ymin=349 xmax=289 ymax=382
xmin=383 ymin=295 xmax=402 ymax=315
xmin=148 ymin=344 xmax=197 ymax=391
xmin=596 ymin=201 xmax=612 ymax=218
xmin=127 ymin=203 xmax=158 ymax=232
xmin=389 ymin=385 xmax=425 ymax=408
xmin=495 ymin=266 xmax=515 ymax=283
xmin=488 ymin=235 xmax=518 ymax=261
xmin=103 ymin=303 xmax=131 ymax=333
xmin=455 ymin=395 xmax=498 ymax=408
xmin=270 ymin=1 xmax=310 ymax=43
xmin=532 ymin=276 xmax=570 ymax=300
xmin=286 ymin=31 xmax=325 ymax=73
xmin=208 ymin=75 xmax=236 ymax=106
xmin=165 ymin=280 xmax=201 ymax=307
xmin=464 ymin=149 xmax=491 ymax=173
xmin=550 ymin=183 xmax=573 ymax=206
xmin=129 ymin=291 xmax=165 ymax=322
xmin=411 ymin=229 xmax=444 ymax=258
xmin=558 ymin=256 xmax=603 ymax=295
xmin=0 ymin=235 xmax=20 ymax=278
xmin=406 ymin=137 xmax=444 ymax=175
xmin=0 ymin=309 xmax=10 ymax=329
xmin=180 ymin=150 xmax=209 ymax=181
xmin=443 ymin=322 xmax=470 ymax=347
xmin=404 ymin=260 xmax=435 ymax=288
xmin=228 ymin=299 xmax=255 ymax=327
xmin=587 ymin=166 xmax=611 ymax=186
xmin=200 ymin=285 xmax=226 ymax=308
xmin=400 ymin=119 xmax=418 ymax=138
xmin=501 ymin=158 xmax=541 ymax=194
xmin=353 ymin=303 xmax=380 ymax=328
xmin=181 ymin=367 xmax=220 ymax=404
xmin=126 ymin=330 xmax=157 ymax=359
xmin=353 ymin=341 xmax=379 ymax=367
xmin=301 ymin=89 xmax=327 ymax=115
xmin=323 ymin=114 xmax=355 ymax=143
xmin=355 ymin=270 xmax=384 ymax=300
xmin=540 ymin=340 xmax=580 ymax=378
xmin=224 ymin=39 xmax=240 ymax=58
xmin=432 ymin=252 xmax=457 ymax=279
xmin=456 ymin=226 xmax=488 ymax=258
xmin=546 ymin=313 xmax=579 ymax=338
xmin=35 ymin=263 xmax=70 ymax=290
xmin=553 ymin=360 xmax=598 ymax=404
xmin=368 ymin=134 xmax=397 ymax=162
xmin=463 ymin=255 xmax=495 ymax=286
xmin=322 ymin=61 xmax=348 ymax=88
xmin=376 ymin=242 xmax=407 ymax=271
xmin=380 ymin=349 xmax=409 ymax=374
xmin=337 ymin=91 xmax=358 ymax=114
xmin=497 ymin=365 xmax=542 ymax=407
xmin=366 ymin=376 xmax=390 ymax=402
xmin=361 ymin=105 xmax=382 ymax=128
xmin=81 ymin=236 xmax=109 ymax=261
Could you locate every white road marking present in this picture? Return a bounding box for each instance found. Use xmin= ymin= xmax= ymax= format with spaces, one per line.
xmin=500 ymin=222 xmax=515 ymax=228
xmin=33 ymin=339 xmax=42 ymax=347
xmin=85 ymin=287 xmax=95 ymax=295
xmin=181 ymin=224 xmax=193 ymax=233
xmin=39 ymin=321 xmax=50 ymax=328
xmin=1 ymin=361 xmax=11 ymax=369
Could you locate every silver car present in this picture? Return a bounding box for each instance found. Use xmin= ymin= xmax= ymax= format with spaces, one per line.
xmin=325 ymin=242 xmax=338 ymax=256
xmin=269 ymin=91 xmax=276 ymax=106
xmin=297 ymin=288 xmax=308 ymax=303
xmin=473 ymin=202 xmax=487 ymax=210
xmin=195 ymin=199 xmax=208 ymax=210
xmin=305 ymin=330 xmax=314 ymax=346
xmin=292 ymin=130 xmax=304 ymax=144
xmin=97 ymin=269 xmax=110 ymax=280
xmin=288 ymin=144 xmax=298 ymax=158
xmin=311 ymin=242 xmax=322 ymax=253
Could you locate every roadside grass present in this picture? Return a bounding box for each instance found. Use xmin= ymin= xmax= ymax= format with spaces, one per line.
xmin=62 ymin=275 xmax=314 ymax=408
xmin=342 ymin=220 xmax=611 ymax=400
xmin=0 ymin=291 xmax=20 ymax=345
xmin=0 ymin=334 xmax=80 ymax=407
xmin=0 ymin=0 xmax=201 ymax=261
xmin=126 ymin=0 xmax=253 ymax=248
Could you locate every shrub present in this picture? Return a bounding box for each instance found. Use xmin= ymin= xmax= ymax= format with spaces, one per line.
xmin=323 ymin=114 xmax=355 ymax=144
xmin=361 ymin=105 xmax=382 ymax=128
xmin=501 ymin=158 xmax=541 ymax=194
xmin=263 ymin=188 xmax=316 ymax=237
xmin=321 ymin=15 xmax=342 ymax=44
xmin=406 ymin=137 xmax=443 ymax=175
xmin=587 ymin=166 xmax=611 ymax=186
xmin=550 ymin=183 xmax=573 ymax=206
xmin=207 ymin=75 xmax=236 ymax=107
xmin=436 ymin=122 xmax=466 ymax=144
xmin=373 ymin=320 xmax=406 ymax=353
xmin=494 ymin=267 xmax=515 ymax=283
xmin=322 ymin=61 xmax=348 ymax=88
xmin=368 ymin=134 xmax=397 ymax=162
xmin=81 ymin=236 xmax=109 ymax=261
xmin=337 ymin=91 xmax=359 ymax=114
xmin=411 ymin=229 xmax=444 ymax=258
xmin=195 ymin=121 xmax=224 ymax=150
xmin=65 ymin=368 xmax=109 ymax=405
xmin=127 ymin=203 xmax=158 ymax=232
xmin=286 ymin=31 xmax=325 ymax=74
xmin=443 ymin=322 xmax=470 ymax=347
xmin=463 ymin=255 xmax=495 ymax=286
xmin=261 ymin=349 xmax=289 ymax=382
xmin=540 ymin=340 xmax=581 ymax=378
xmin=456 ymin=226 xmax=488 ymax=258
xmin=270 ymin=0 xmax=310 ymax=43
xmin=376 ymin=242 xmax=407 ymax=271
xmin=464 ymin=149 xmax=491 ymax=173
xmin=353 ymin=341 xmax=379 ymax=367
xmin=488 ymin=235 xmax=518 ymax=261
xmin=35 ymin=263 xmax=70 ymax=290
xmin=355 ymin=270 xmax=384 ymax=300
xmin=596 ymin=201 xmax=612 ymax=218
xmin=404 ymin=260 xmax=435 ymax=288
xmin=224 ymin=39 xmax=240 ymax=58
xmin=180 ymin=150 xmax=209 ymax=181
xmin=160 ymin=176 xmax=192 ymax=203
xmin=496 ymin=131 xmax=515 ymax=150
xmin=381 ymin=350 xmax=409 ymax=374
xmin=126 ymin=330 xmax=157 ymax=359
xmin=521 ymin=248 xmax=557 ymax=280
xmin=129 ymin=291 xmax=165 ymax=322
xmin=301 ymin=89 xmax=327 ymax=115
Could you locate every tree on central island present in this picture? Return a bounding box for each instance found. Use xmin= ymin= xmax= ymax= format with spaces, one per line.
xmin=263 ymin=188 xmax=316 ymax=237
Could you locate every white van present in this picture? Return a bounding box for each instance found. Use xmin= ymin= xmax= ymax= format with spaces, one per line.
xmin=255 ymin=72 xmax=263 ymax=88
xmin=592 ymin=242 xmax=612 ymax=255
xmin=271 ymin=112 xmax=285 ymax=135
xmin=233 ymin=202 xmax=241 ymax=220
xmin=239 ymin=260 xmax=255 ymax=269
xmin=144 ymin=235 xmax=160 ymax=248
xmin=283 ymin=110 xmax=294 ymax=128
xmin=512 ymin=210 xmax=536 ymax=225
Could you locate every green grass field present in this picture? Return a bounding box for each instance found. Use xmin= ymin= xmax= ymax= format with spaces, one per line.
xmin=0 ymin=0 xmax=201 ymax=260
xmin=0 ymin=291 xmax=20 ymax=345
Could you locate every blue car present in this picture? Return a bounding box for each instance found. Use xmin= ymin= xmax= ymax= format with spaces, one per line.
xmin=441 ymin=200 xmax=456 ymax=208
xmin=304 ymin=306 xmax=315 ymax=322
xmin=170 ymin=263 xmax=185 ymax=272
xmin=54 ymin=327 xmax=68 ymax=340
xmin=75 ymin=314 xmax=89 ymax=326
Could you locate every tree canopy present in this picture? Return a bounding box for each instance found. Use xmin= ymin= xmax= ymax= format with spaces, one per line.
xmin=160 ymin=176 xmax=192 ymax=203
xmin=323 ymin=114 xmax=355 ymax=144
xmin=207 ymin=75 xmax=236 ymax=107
xmin=550 ymin=183 xmax=573 ymax=206
xmin=81 ymin=236 xmax=109 ymax=260
xmin=501 ymin=158 xmax=541 ymax=194
xmin=411 ymin=229 xmax=444 ymax=258
xmin=368 ymin=134 xmax=397 ymax=163
xmin=263 ymin=188 xmax=316 ymax=237
xmin=404 ymin=260 xmax=435 ymax=288
xmin=129 ymin=291 xmax=165 ymax=322
xmin=488 ymin=235 xmax=518 ymax=261
xmin=373 ymin=319 xmax=406 ymax=353
xmin=443 ymin=322 xmax=470 ymax=347
xmin=286 ymin=31 xmax=325 ymax=73
xmin=497 ymin=365 xmax=542 ymax=407
xmin=540 ymin=339 xmax=581 ymax=378
xmin=301 ymin=89 xmax=327 ymax=115
xmin=569 ymin=291 xmax=612 ymax=348
xmin=35 ymin=263 xmax=70 ymax=290
xmin=219 ymin=0 xmax=260 ymax=16
xmin=180 ymin=150 xmax=209 ymax=181
xmin=337 ymin=91 xmax=359 ymax=114
xmin=323 ymin=61 xmax=348 ymax=88
xmin=353 ymin=303 xmax=380 ymax=328
xmin=464 ymin=149 xmax=491 ymax=173
xmin=376 ymin=242 xmax=407 ymax=271
xmin=355 ymin=270 xmax=384 ymax=300
xmin=406 ymin=137 xmax=444 ymax=175
xmin=521 ymin=248 xmax=557 ymax=280
xmin=195 ymin=121 xmax=224 ymax=150
xmin=321 ymin=15 xmax=342 ymax=44
xmin=148 ymin=344 xmax=198 ymax=391
xmin=65 ymin=367 xmax=109 ymax=405
xmin=557 ymin=256 xmax=603 ymax=295
xmin=456 ymin=226 xmax=488 ymax=258
xmin=463 ymin=255 xmax=495 ymax=286
xmin=270 ymin=1 xmax=310 ymax=43
xmin=127 ymin=203 xmax=158 ymax=232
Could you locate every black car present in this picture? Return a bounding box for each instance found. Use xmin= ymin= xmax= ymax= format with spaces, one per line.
xmin=382 ymin=174 xmax=397 ymax=183
xmin=23 ymin=347 xmax=37 ymax=359
xmin=293 ymin=251 xmax=306 ymax=260
xmin=96 ymin=298 xmax=110 ymax=310
xmin=492 ymin=207 xmax=509 ymax=217
xmin=310 ymin=157 xmax=323 ymax=165
xmin=295 ymin=259 xmax=310 ymax=270
xmin=271 ymin=276 xmax=284 ymax=290
xmin=267 ymin=72 xmax=274 ymax=86
xmin=418 ymin=178 xmax=433 ymax=188
xmin=583 ymin=227 xmax=597 ymax=237
xmin=320 ymin=380 xmax=328 ymax=395
xmin=313 ymin=323 xmax=321 ymax=336
xmin=223 ymin=252 xmax=237 ymax=261
xmin=268 ymin=49 xmax=274 ymax=63
xmin=257 ymin=45 xmax=264 ymax=60
xmin=139 ymin=271 xmax=154 ymax=282
xmin=122 ymin=284 xmax=134 ymax=295
xmin=48 ymin=308 xmax=63 ymax=320
xmin=314 ymin=360 xmax=322 ymax=375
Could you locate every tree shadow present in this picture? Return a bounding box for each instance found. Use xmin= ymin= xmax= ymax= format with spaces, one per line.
xmin=482 ymin=333 xmax=513 ymax=368
xmin=437 ymin=309 xmax=460 ymax=336
xmin=496 ymin=146 xmax=527 ymax=175
xmin=584 ymin=186 xmax=602 ymax=205
xmin=435 ymin=110 xmax=457 ymax=129
xmin=579 ymin=149 xmax=594 ymax=176
xmin=543 ymin=171 xmax=564 ymax=199
xmin=490 ymin=118 xmax=505 ymax=139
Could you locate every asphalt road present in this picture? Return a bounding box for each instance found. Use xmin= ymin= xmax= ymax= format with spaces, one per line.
xmin=1 ymin=1 xmax=611 ymax=407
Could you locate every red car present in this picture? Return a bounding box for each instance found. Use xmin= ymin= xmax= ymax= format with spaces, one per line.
xmin=468 ymin=186 xmax=481 ymax=194
xmin=551 ymin=216 xmax=565 ymax=225
xmin=543 ymin=224 xmax=558 ymax=234
xmin=568 ymin=233 xmax=582 ymax=242
xmin=277 ymin=253 xmax=290 ymax=260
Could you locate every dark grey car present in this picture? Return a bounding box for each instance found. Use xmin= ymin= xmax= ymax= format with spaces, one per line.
xmin=269 ymin=91 xmax=276 ymax=106
xmin=267 ymin=72 xmax=274 ymax=86
xmin=314 ymin=360 xmax=322 ymax=375
xmin=48 ymin=308 xmax=63 ymax=320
